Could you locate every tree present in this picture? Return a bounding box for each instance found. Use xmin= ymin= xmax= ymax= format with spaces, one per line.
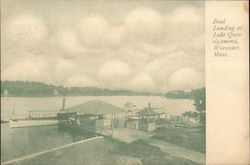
xmin=164 ymin=90 xmax=192 ymax=99
xmin=123 ymin=102 xmax=136 ymax=111
xmin=182 ymin=87 xmax=206 ymax=129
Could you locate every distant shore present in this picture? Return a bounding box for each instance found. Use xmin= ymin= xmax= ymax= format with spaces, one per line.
xmin=1 ymin=120 xmax=9 ymax=123
xmin=1 ymin=80 xmax=162 ymax=97
xmin=0 ymin=94 xmax=162 ymax=98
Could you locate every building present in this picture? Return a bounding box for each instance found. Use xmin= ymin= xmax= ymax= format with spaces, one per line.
xmin=137 ymin=106 xmax=164 ymax=132
xmin=125 ymin=103 xmax=164 ymax=132
xmin=126 ymin=116 xmax=139 ymax=129
xmin=53 ymin=89 xmax=59 ymax=96
xmin=3 ymin=89 xmax=9 ymax=97
xmin=61 ymin=100 xmax=125 ymax=135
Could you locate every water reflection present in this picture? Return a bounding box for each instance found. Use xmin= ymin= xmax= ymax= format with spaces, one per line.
xmin=1 ymin=123 xmax=94 ymax=162
xmin=58 ymin=126 xmax=96 ymax=142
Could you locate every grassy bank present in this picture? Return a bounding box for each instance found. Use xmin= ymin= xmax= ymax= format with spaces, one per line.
xmin=152 ymin=127 xmax=205 ymax=153
xmin=7 ymin=137 xmax=201 ymax=165
xmin=108 ymin=138 xmax=201 ymax=165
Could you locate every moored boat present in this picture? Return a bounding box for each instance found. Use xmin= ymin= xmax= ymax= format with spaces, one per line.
xmin=9 ymin=119 xmax=59 ymax=128
xmin=9 ymin=97 xmax=67 ymax=128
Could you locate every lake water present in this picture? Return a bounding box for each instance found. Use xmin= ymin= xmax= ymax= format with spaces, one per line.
xmin=1 ymin=124 xmax=73 ymax=162
xmin=1 ymin=96 xmax=194 ymax=120
xmin=1 ymin=96 xmax=195 ymax=162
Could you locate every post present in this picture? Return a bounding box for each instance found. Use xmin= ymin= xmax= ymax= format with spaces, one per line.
xmin=61 ymin=97 xmax=65 ymax=111
xmin=12 ymin=108 xmax=15 ymax=120
xmin=114 ymin=113 xmax=117 ymax=128
xmin=111 ymin=113 xmax=113 ymax=135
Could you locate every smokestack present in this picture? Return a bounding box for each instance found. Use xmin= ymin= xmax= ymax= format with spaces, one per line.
xmin=62 ymin=97 xmax=65 ymax=111
xmin=148 ymin=103 xmax=151 ymax=109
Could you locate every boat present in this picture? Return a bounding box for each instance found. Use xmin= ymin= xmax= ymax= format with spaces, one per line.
xmin=9 ymin=109 xmax=60 ymax=128
xmin=9 ymin=98 xmax=67 ymax=128
xmin=9 ymin=119 xmax=59 ymax=128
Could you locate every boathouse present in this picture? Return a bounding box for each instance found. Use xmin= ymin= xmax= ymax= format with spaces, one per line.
xmin=64 ymin=100 xmax=125 ymax=135
xmin=137 ymin=103 xmax=164 ymax=132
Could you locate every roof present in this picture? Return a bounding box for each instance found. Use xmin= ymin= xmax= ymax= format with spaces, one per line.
xmin=137 ymin=108 xmax=163 ymax=116
xmin=66 ymin=100 xmax=125 ymax=115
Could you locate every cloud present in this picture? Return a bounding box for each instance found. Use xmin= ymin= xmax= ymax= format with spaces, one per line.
xmin=98 ymin=59 xmax=131 ymax=79
xmin=79 ymin=15 xmax=124 ymax=48
xmin=1 ymin=3 xmax=205 ymax=92
xmin=125 ymin=7 xmax=163 ymax=41
xmin=145 ymin=51 xmax=194 ymax=76
xmin=2 ymin=57 xmax=49 ymax=82
xmin=168 ymin=67 xmax=204 ymax=90
xmin=64 ymin=75 xmax=97 ymax=87
xmin=6 ymin=14 xmax=48 ymax=48
xmin=129 ymin=73 xmax=155 ymax=91
xmin=53 ymin=59 xmax=77 ymax=82
xmin=55 ymin=29 xmax=86 ymax=54
xmin=163 ymin=6 xmax=204 ymax=51
xmin=186 ymin=35 xmax=205 ymax=52
xmin=167 ymin=6 xmax=202 ymax=24
xmin=98 ymin=59 xmax=132 ymax=88
xmin=142 ymin=50 xmax=204 ymax=91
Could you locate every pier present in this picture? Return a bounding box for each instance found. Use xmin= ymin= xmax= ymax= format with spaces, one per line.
xmin=2 ymin=100 xmax=204 ymax=165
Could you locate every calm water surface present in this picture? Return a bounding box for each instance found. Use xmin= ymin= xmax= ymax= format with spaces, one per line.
xmin=1 ymin=96 xmax=194 ymax=120
xmin=1 ymin=124 xmax=78 ymax=162
xmin=1 ymin=96 xmax=195 ymax=162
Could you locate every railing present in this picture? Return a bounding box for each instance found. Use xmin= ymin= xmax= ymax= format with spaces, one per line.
xmin=28 ymin=111 xmax=60 ymax=119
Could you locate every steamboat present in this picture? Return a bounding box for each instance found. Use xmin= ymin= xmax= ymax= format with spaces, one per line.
xmin=9 ymin=98 xmax=66 ymax=128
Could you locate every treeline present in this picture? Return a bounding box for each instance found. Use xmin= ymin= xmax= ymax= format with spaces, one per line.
xmin=164 ymin=87 xmax=205 ymax=99
xmin=1 ymin=81 xmax=160 ymax=97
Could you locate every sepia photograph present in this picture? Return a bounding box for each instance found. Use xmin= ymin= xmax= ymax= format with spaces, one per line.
xmin=1 ymin=0 xmax=206 ymax=164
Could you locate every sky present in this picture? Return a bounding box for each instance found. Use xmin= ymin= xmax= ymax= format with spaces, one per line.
xmin=1 ymin=0 xmax=205 ymax=93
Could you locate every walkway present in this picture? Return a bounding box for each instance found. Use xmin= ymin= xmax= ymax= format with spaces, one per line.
xmin=145 ymin=138 xmax=205 ymax=164
xmin=112 ymin=128 xmax=155 ymax=143
xmin=112 ymin=128 xmax=205 ymax=164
